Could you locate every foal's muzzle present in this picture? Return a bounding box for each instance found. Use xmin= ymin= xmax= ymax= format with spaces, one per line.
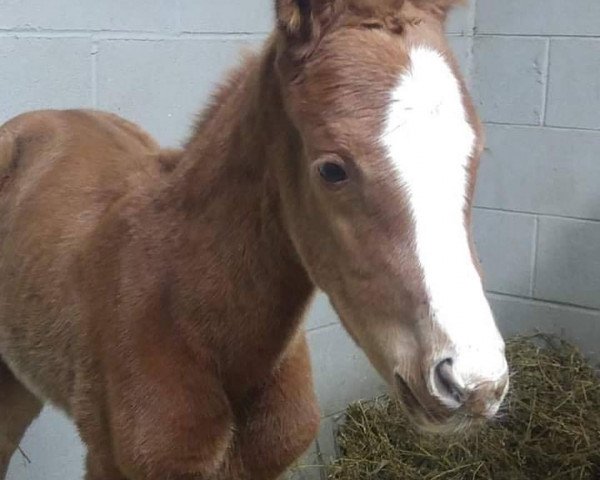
xmin=432 ymin=357 xmax=509 ymax=418
xmin=394 ymin=354 xmax=509 ymax=431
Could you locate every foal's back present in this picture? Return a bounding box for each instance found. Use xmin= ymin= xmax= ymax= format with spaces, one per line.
xmin=0 ymin=110 xmax=168 ymax=408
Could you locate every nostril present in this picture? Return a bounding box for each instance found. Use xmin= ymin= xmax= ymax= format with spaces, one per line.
xmin=434 ymin=358 xmax=466 ymax=405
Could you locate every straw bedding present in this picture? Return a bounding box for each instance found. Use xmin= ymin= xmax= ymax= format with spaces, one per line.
xmin=329 ymin=335 xmax=600 ymax=480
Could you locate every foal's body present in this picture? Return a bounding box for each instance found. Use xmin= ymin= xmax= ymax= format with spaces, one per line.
xmin=0 ymin=61 xmax=319 ymax=479
xmin=0 ymin=1 xmax=510 ymax=478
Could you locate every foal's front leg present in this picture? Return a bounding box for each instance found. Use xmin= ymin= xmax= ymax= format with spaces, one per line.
xmin=82 ymin=330 xmax=317 ymax=480
xmin=223 ymin=333 xmax=321 ymax=480
xmin=83 ymin=340 xmax=235 ymax=480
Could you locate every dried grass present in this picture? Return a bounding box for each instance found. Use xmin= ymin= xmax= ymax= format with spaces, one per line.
xmin=329 ymin=335 xmax=600 ymax=480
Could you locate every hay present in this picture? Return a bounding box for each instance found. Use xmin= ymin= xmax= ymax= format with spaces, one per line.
xmin=329 ymin=335 xmax=600 ymax=480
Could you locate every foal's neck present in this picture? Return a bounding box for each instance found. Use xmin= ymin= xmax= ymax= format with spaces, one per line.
xmin=168 ymin=40 xmax=314 ymax=390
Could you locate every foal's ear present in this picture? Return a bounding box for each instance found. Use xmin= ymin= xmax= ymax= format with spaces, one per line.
xmin=275 ymin=0 xmax=337 ymax=43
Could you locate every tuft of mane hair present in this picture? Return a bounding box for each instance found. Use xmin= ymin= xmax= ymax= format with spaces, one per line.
xmin=411 ymin=0 xmax=466 ymax=18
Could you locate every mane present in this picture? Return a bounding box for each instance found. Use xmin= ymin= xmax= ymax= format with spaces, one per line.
xmin=184 ymin=48 xmax=263 ymax=149
xmin=410 ymin=0 xmax=466 ymax=17
xmin=346 ymin=0 xmax=466 ymax=23
xmin=184 ymin=0 xmax=464 ymax=149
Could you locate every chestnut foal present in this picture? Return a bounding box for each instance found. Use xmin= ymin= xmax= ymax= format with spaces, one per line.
xmin=0 ymin=0 xmax=509 ymax=478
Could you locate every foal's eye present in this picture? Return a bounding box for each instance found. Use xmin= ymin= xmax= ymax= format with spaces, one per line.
xmin=318 ymin=162 xmax=348 ymax=185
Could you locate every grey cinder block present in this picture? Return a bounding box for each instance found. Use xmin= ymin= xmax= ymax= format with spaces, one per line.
xmin=0 ymin=0 xmax=179 ymax=32
xmin=445 ymin=1 xmax=475 ymax=36
xmin=534 ymin=218 xmax=600 ymax=310
xmin=0 ymin=37 xmax=92 ymax=125
xmin=6 ymin=408 xmax=85 ymax=480
xmin=546 ymin=39 xmax=600 ymax=130
xmin=472 ymin=37 xmax=548 ymax=125
xmin=306 ymin=292 xmax=338 ymax=332
xmin=476 ymin=0 xmax=600 ymax=37
xmin=96 ymin=38 xmax=263 ymax=147
xmin=489 ymin=294 xmax=600 ymax=361
xmin=472 ymin=208 xmax=537 ymax=297
xmin=307 ymin=324 xmax=387 ymax=417
xmin=475 ymin=124 xmax=600 ymax=221
xmin=179 ymin=0 xmax=273 ymax=34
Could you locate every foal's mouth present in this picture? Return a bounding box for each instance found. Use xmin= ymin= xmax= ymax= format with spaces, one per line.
xmin=394 ymin=372 xmax=457 ymax=429
xmin=394 ymin=372 xmax=436 ymax=419
xmin=395 ymin=372 xmax=493 ymax=434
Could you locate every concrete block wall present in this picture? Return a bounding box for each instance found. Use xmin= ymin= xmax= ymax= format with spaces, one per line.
xmin=0 ymin=1 xmax=271 ymax=147
xmin=2 ymin=1 xmax=599 ymax=479
xmin=469 ymin=0 xmax=600 ymax=359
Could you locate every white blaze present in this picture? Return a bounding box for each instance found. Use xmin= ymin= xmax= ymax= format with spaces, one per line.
xmin=381 ymin=46 xmax=506 ymax=396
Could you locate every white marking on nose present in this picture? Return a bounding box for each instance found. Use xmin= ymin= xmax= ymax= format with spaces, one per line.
xmin=381 ymin=46 xmax=505 ymax=384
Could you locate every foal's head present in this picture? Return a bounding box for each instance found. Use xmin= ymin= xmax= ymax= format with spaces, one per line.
xmin=271 ymin=0 xmax=508 ymax=432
